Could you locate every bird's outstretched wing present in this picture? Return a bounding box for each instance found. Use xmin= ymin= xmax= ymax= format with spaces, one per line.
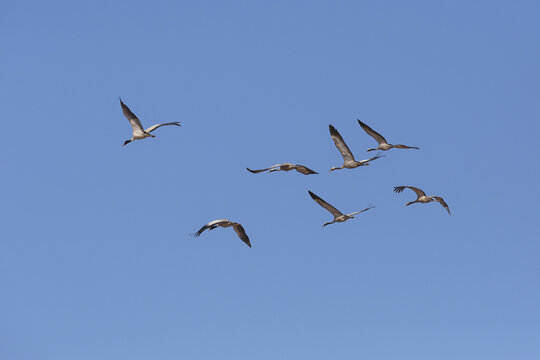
xmin=329 ymin=125 xmax=355 ymax=162
xmin=308 ymin=190 xmax=343 ymax=218
xmin=192 ymin=219 xmax=228 ymax=237
xmin=246 ymin=164 xmax=282 ymax=174
xmin=359 ymin=152 xmax=385 ymax=164
xmin=432 ymin=196 xmax=451 ymax=215
xmin=394 ymin=186 xmax=426 ymax=199
xmin=357 ymin=120 xmax=387 ymax=145
xmin=393 ymin=144 xmax=420 ymax=150
xmin=346 ymin=204 xmax=375 ymax=217
xmin=246 ymin=167 xmax=271 ymax=173
xmin=294 ymin=165 xmax=318 ymax=175
xmin=145 ymin=122 xmax=181 ymax=133
xmin=232 ymin=223 xmax=251 ymax=247
xmin=119 ymin=98 xmax=145 ymax=133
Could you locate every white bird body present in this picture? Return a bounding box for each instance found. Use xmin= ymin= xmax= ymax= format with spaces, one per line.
xmin=192 ymin=219 xmax=251 ymax=247
xmin=119 ymin=98 xmax=181 ymax=146
xmin=377 ymin=143 xmax=393 ymax=151
xmin=394 ymin=186 xmax=450 ymax=215
xmin=308 ymin=190 xmax=374 ymax=227
xmin=328 ymin=124 xmax=383 ymax=171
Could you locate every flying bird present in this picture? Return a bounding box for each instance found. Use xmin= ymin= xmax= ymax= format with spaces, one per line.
xmin=247 ymin=163 xmax=318 ymax=175
xmin=329 ymin=124 xmax=383 ymax=171
xmin=393 ymin=186 xmax=450 ymax=215
xmin=358 ymin=120 xmax=419 ymax=151
xmin=119 ymin=98 xmax=181 ymax=146
xmin=308 ymin=190 xmax=374 ymax=227
xmin=192 ymin=219 xmax=251 ymax=247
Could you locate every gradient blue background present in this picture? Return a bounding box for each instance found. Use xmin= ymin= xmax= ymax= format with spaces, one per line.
xmin=1 ymin=1 xmax=539 ymax=359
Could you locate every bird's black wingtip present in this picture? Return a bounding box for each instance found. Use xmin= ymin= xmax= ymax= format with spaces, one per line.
xmin=308 ymin=190 xmax=317 ymax=199
xmin=393 ymin=186 xmax=405 ymax=193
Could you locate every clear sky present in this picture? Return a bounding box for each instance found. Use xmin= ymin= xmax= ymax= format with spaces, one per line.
xmin=1 ymin=0 xmax=539 ymax=359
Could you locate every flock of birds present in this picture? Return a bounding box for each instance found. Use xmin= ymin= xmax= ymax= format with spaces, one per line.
xmin=120 ymin=98 xmax=450 ymax=248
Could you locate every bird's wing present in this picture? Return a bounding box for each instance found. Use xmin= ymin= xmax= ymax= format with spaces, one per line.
xmin=360 ymin=152 xmax=384 ymax=163
xmin=293 ymin=165 xmax=318 ymax=175
xmin=432 ymin=196 xmax=451 ymax=215
xmin=246 ymin=167 xmax=271 ymax=173
xmin=329 ymin=125 xmax=355 ymax=162
xmin=119 ymin=98 xmax=144 ymax=133
xmin=233 ymin=223 xmax=251 ymax=247
xmin=192 ymin=219 xmax=228 ymax=237
xmin=308 ymin=190 xmax=343 ymax=218
xmin=357 ymin=120 xmax=387 ymax=145
xmin=346 ymin=204 xmax=375 ymax=216
xmin=246 ymin=164 xmax=282 ymax=173
xmin=393 ymin=144 xmax=420 ymax=150
xmin=394 ymin=186 xmax=426 ymax=199
xmin=145 ymin=122 xmax=181 ymax=133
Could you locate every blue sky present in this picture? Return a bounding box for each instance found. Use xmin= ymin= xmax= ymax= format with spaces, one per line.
xmin=1 ymin=0 xmax=539 ymax=359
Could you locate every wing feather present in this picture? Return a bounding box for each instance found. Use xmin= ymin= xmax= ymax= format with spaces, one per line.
xmin=119 ymin=98 xmax=144 ymax=133
xmin=393 ymin=144 xmax=420 ymax=150
xmin=433 ymin=196 xmax=451 ymax=215
xmin=357 ymin=120 xmax=387 ymax=145
xmin=308 ymin=190 xmax=343 ymax=218
xmin=246 ymin=164 xmax=283 ymax=174
xmin=192 ymin=219 xmax=228 ymax=237
xmin=232 ymin=223 xmax=251 ymax=247
xmin=293 ymin=165 xmax=318 ymax=175
xmin=394 ymin=186 xmax=426 ymax=199
xmin=145 ymin=122 xmax=181 ymax=133
xmin=329 ymin=125 xmax=355 ymax=162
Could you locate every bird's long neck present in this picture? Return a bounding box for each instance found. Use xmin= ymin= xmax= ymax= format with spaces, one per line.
xmin=323 ymin=221 xmax=335 ymax=227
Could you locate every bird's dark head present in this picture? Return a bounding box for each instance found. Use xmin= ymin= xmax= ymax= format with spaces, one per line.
xmin=329 ymin=167 xmax=339 ymax=172
xmin=123 ymin=139 xmax=132 ymax=146
xmin=367 ymin=148 xmax=376 ymax=152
